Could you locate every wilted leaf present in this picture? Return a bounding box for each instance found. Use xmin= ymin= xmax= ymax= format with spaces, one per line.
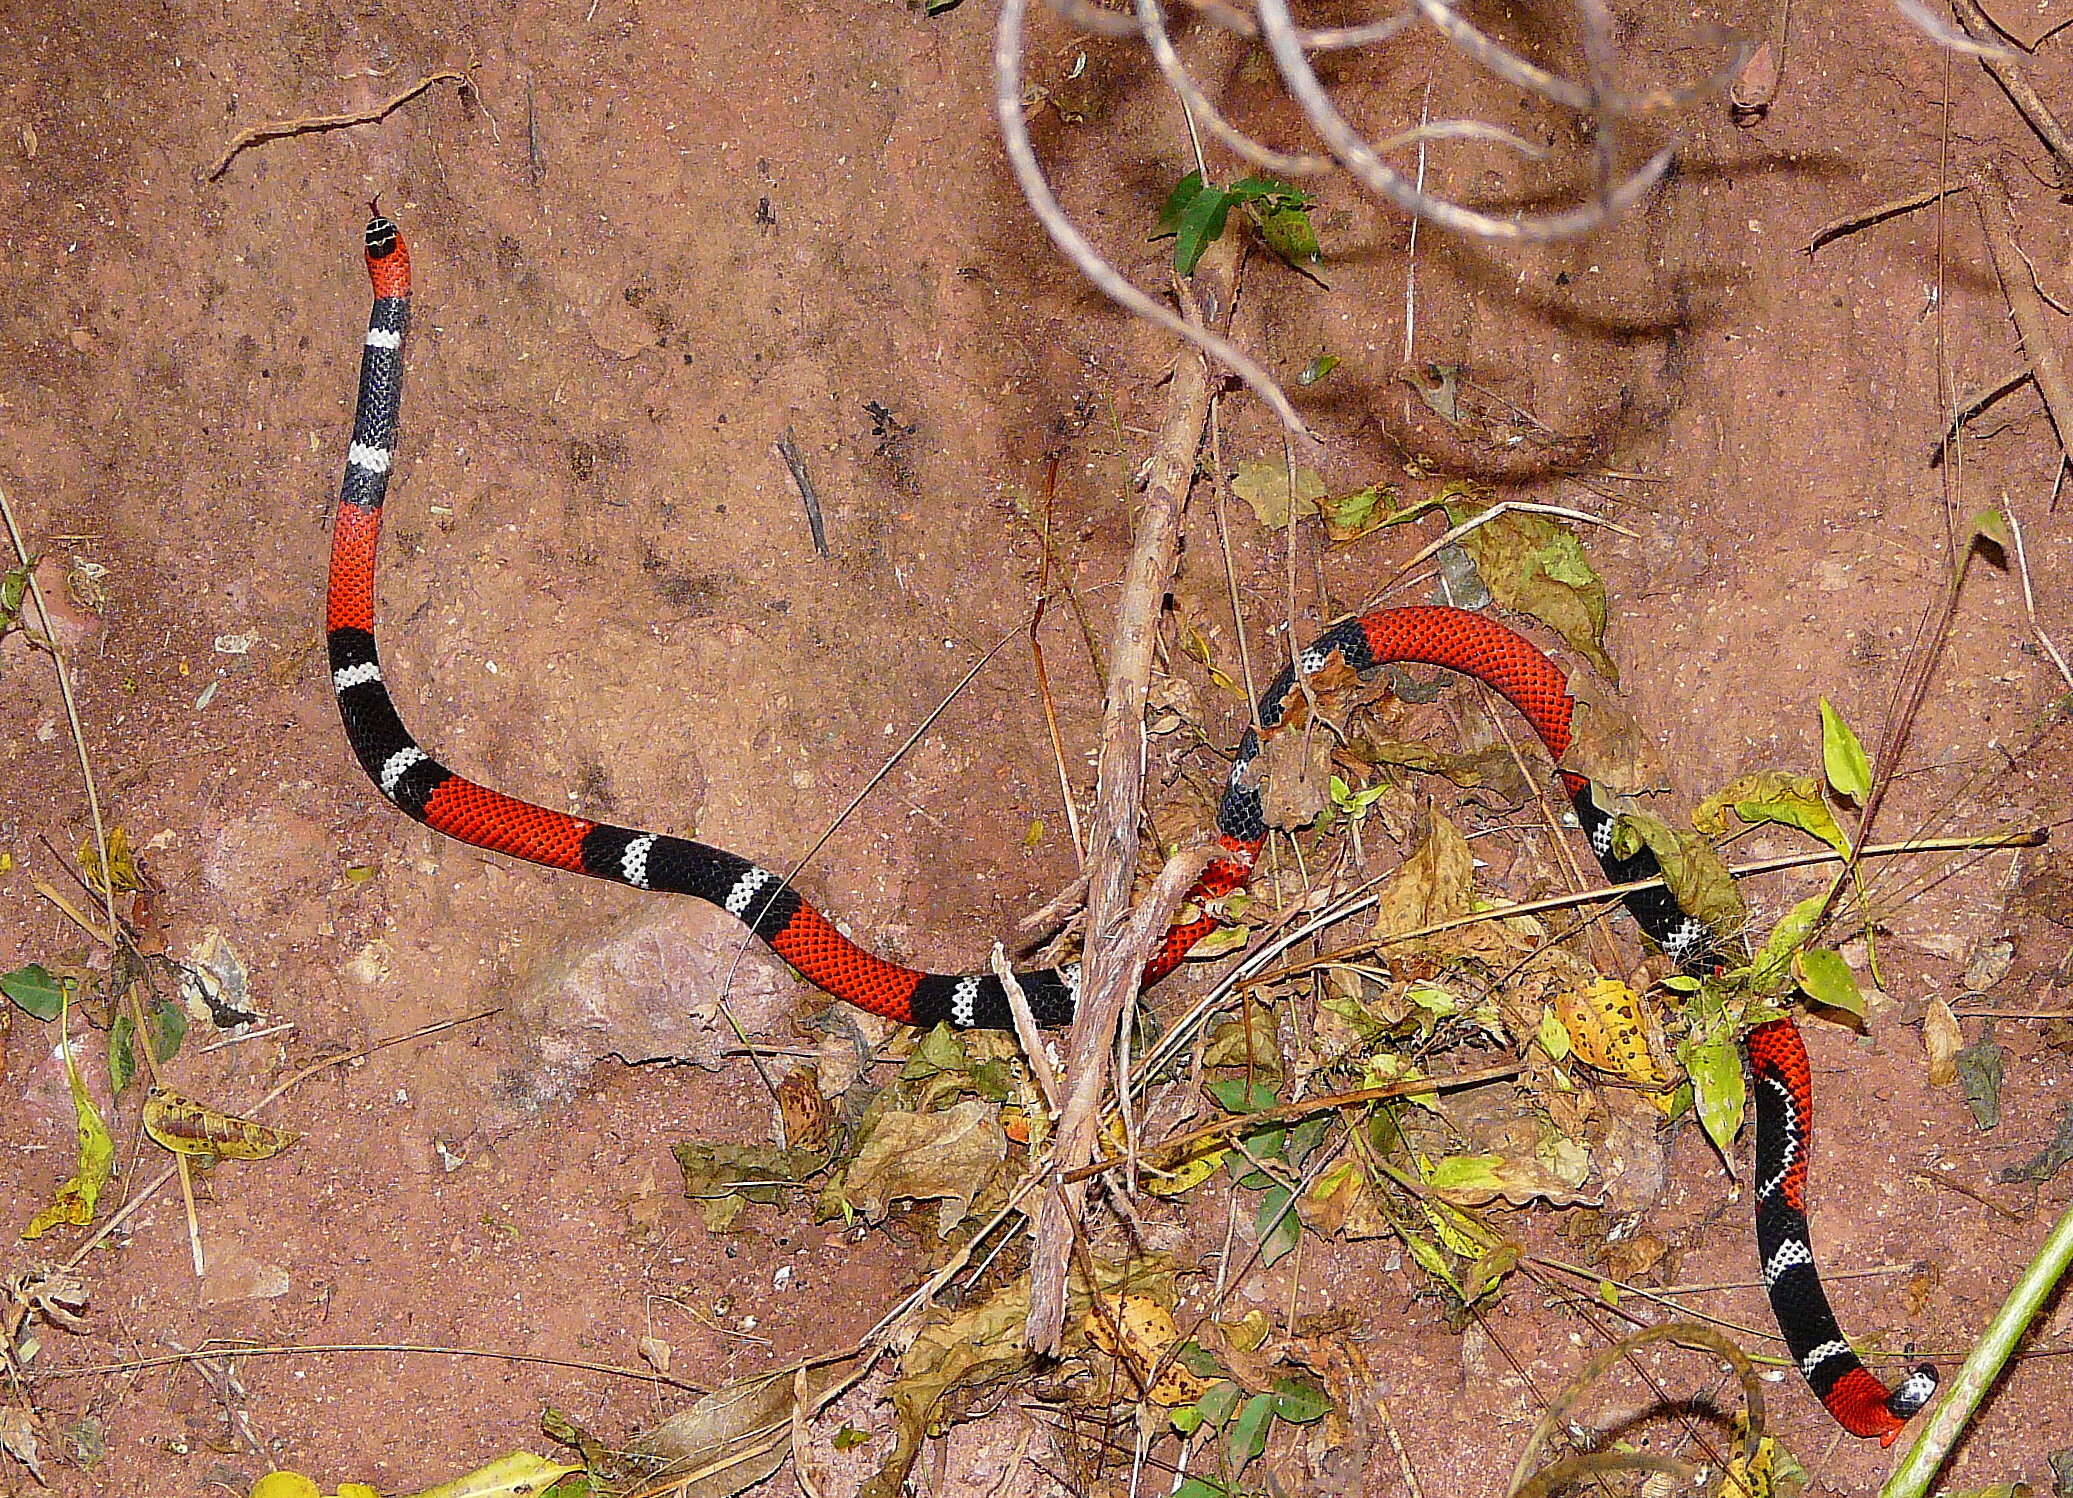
xmin=1425 ymin=1147 xmax=1595 ymax=1208
xmin=141 ymin=1088 xmax=296 ymax=1161
xmin=1302 ymin=1159 xmax=1391 ymax=1240
xmin=1818 ymin=698 xmax=1872 ymax=803
xmin=1561 ymin=678 xmax=1667 ymax=798
xmin=22 ymin=1024 xmax=113 ymax=1239
xmin=108 ymin=1013 xmax=139 ymax=1094
xmin=1401 ymin=363 xmax=1462 ymax=422
xmin=397 ymin=1452 xmax=583 ymax=1498
xmin=0 ymin=1406 xmax=45 ymax=1483
xmin=838 ymin=1100 xmax=1005 ymax=1234
xmin=1256 ymin=723 xmax=1331 ymax=831
xmin=1371 ymin=814 xmax=1475 ymax=938
xmin=626 ymin=1377 xmax=807 ymax=1498
xmin=1106 ymin=1118 xmax=1227 ymax=1197
xmin=674 ymin=1143 xmax=825 ymax=1231
xmin=78 ymin=825 xmax=142 ymax=895
xmin=1695 ymin=770 xmax=1850 ymax=857
xmin=1448 ymin=495 xmax=1616 ymax=679
xmin=1969 ymin=509 xmax=2011 ymax=552
xmin=863 ymin=1279 xmax=1036 ymax=1498
xmin=1231 ymin=459 xmax=1325 ymax=530
xmin=147 ymin=994 xmax=189 ymax=1064
xmin=1253 ymin=201 xmax=1320 ymax=266
xmin=1313 ymin=483 xmax=1400 ymax=543
xmin=1956 ymin=1026 xmax=2003 ymax=1131
xmin=1792 ymin=948 xmax=1864 ymax=1018
xmin=1923 ymin=999 xmax=1961 ymax=1087
xmin=1612 ymin=809 xmax=1747 ymax=945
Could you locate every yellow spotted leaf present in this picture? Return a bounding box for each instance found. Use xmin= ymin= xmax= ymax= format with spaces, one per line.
xmin=1553 ymin=979 xmax=1664 ymax=1085
xmin=22 ymin=1014 xmax=114 ymax=1239
xmin=142 ymin=1088 xmax=297 ymax=1160
xmin=1086 ymin=1293 xmax=1206 ymax=1404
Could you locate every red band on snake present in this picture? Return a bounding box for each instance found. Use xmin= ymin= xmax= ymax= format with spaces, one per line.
xmin=328 ymin=217 xmax=1935 ymax=1442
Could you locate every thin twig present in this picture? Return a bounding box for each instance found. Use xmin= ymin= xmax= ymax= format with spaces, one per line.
xmin=42 ymin=1338 xmax=707 ymax=1394
xmin=1974 ymin=167 xmax=2073 ymax=462
xmin=775 ymin=428 xmax=828 ymax=556
xmin=1805 ymin=183 xmax=1968 ymax=254
xmin=2007 ymin=508 xmax=2073 ymax=688
xmin=1947 ymin=0 xmax=2073 ymax=179
xmin=203 ymin=69 xmax=466 ymax=181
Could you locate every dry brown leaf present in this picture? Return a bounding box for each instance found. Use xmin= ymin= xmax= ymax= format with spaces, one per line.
xmin=629 ymin=1375 xmax=817 ymax=1498
xmin=839 ymin=1100 xmax=1005 ymax=1234
xmin=0 ymin=1406 xmax=45 ymax=1483
xmin=1371 ymin=813 xmax=1475 ymax=938
xmin=1560 ymin=676 xmax=1667 ymax=797
xmin=140 ymin=1088 xmax=296 ymax=1161
xmin=1256 ymin=724 xmax=1332 ymax=832
xmin=775 ymin=1069 xmax=833 ymax=1152
xmin=1924 ymin=998 xmax=1962 ymax=1087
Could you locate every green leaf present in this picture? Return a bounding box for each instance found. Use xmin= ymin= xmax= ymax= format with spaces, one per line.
xmin=1751 ymin=891 xmax=1829 ymax=996
xmin=1173 ymin=1480 xmax=1230 ymax=1498
xmin=1254 ymin=202 xmax=1321 ymax=266
xmin=1195 ymin=1379 xmax=1245 ymax=1426
xmin=1818 ymin=697 xmax=1871 ymax=803
xmin=1154 ymin=171 xmax=1207 ymax=237
xmin=1678 ymin=1014 xmax=1746 ymax=1161
xmin=1793 ymin=948 xmax=1864 ymax=1017
xmin=108 ymin=1013 xmax=138 ymax=1094
xmin=1227 ymin=1391 xmax=1276 ymax=1473
xmin=146 ymin=995 xmax=188 ymax=1063
xmin=1969 ymin=509 xmax=2011 ymax=551
xmin=1270 ymin=1377 xmax=1330 ymax=1423
xmin=1297 ymin=354 xmax=1339 ymax=387
xmin=1169 ymin=1404 xmax=1205 ymax=1434
xmin=1173 ymin=184 xmax=1236 ymax=275
xmin=1254 ymin=1184 xmax=1301 ymax=1267
xmin=1 ymin=963 xmax=64 ymax=1021
xmin=1206 ymin=1079 xmax=1277 ymax=1114
xmin=833 ymin=1425 xmax=871 ymax=1451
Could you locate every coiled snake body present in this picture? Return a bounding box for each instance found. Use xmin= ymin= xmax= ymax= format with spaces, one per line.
xmin=328 ymin=216 xmax=1936 ymax=1443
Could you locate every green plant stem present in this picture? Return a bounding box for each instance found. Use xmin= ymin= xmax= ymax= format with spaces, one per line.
xmin=1881 ymin=1198 xmax=2073 ymax=1497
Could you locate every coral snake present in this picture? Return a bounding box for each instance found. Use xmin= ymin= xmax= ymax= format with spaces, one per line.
xmin=327 ymin=215 xmax=1937 ymax=1444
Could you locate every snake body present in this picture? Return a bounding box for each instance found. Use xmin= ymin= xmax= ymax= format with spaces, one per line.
xmin=328 ymin=215 xmax=1934 ymax=1442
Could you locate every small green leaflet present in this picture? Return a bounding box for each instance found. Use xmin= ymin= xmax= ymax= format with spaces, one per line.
xmin=1227 ymin=1392 xmax=1276 ymax=1473
xmin=1 ymin=963 xmax=64 ymax=1020
xmin=1793 ymin=947 xmax=1865 ymax=1017
xmin=1270 ymin=1377 xmax=1330 ymax=1423
xmin=1253 ymin=1184 xmax=1301 ymax=1267
xmin=1677 ymin=997 xmax=1746 ymax=1164
xmin=1152 ymin=172 xmax=1318 ymax=276
xmin=1298 ymin=354 xmax=1339 ymax=386
xmin=109 ymin=1013 xmax=139 ymax=1093
xmin=1818 ymin=697 xmax=1871 ymax=803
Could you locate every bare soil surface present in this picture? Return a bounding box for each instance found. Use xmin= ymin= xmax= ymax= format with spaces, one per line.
xmin=1 ymin=0 xmax=2070 ymax=1495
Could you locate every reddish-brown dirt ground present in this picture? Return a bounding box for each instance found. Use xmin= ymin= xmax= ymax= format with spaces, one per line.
xmin=1 ymin=0 xmax=2070 ymax=1494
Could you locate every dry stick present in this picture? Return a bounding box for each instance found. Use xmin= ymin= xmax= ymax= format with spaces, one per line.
xmin=203 ymin=68 xmax=466 ymax=181
xmin=1024 ymin=240 xmax=1230 ymax=1356
xmin=994 ymin=0 xmax=1314 ymax=444
xmin=1932 ymin=363 xmax=2033 ymax=458
xmin=1804 ymin=184 xmax=1968 ymax=255
xmin=2008 ymin=508 xmax=2073 ymax=688
xmin=774 ymin=428 xmax=828 ymax=557
xmin=1974 ymin=167 xmax=2073 ymax=465
xmin=44 ymin=1339 xmax=705 ymax=1395
xmin=1947 ymin=0 xmax=2073 ymax=181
